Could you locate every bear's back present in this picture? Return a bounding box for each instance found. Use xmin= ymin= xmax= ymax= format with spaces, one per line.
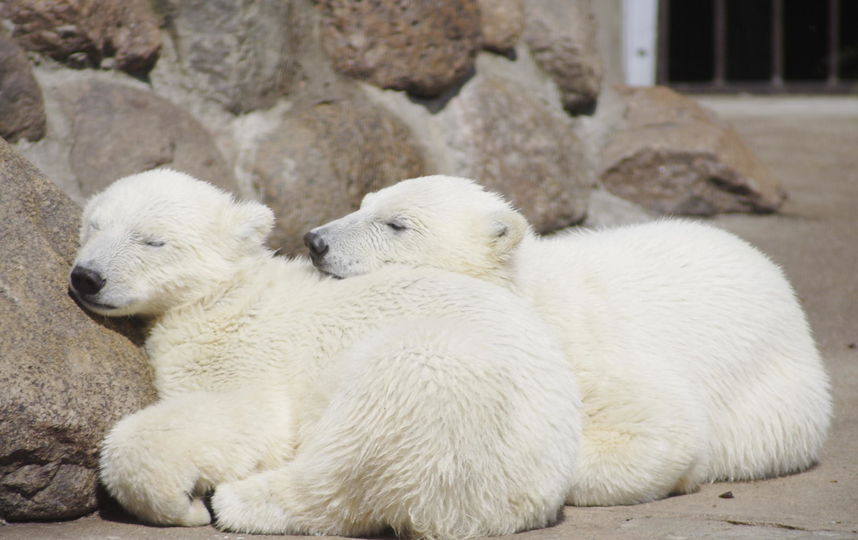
xmin=517 ymin=220 xmax=816 ymax=378
xmin=147 ymin=258 xmax=569 ymax=404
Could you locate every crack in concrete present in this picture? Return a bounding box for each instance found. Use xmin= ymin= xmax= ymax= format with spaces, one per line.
xmin=725 ymin=519 xmax=806 ymax=531
xmin=722 ymin=518 xmax=857 ymax=535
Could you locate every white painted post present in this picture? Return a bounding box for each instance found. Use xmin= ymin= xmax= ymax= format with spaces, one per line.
xmin=622 ymin=0 xmax=659 ymax=86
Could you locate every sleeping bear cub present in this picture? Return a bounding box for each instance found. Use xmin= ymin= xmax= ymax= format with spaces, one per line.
xmin=69 ymin=169 xmax=583 ymax=539
xmin=306 ymin=174 xmax=832 ymax=506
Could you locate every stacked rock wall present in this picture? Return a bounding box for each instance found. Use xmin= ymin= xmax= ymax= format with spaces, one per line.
xmin=3 ymin=0 xmax=784 ymax=252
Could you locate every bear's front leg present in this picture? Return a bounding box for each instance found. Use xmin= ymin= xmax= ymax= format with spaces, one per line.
xmin=100 ymin=388 xmax=295 ymax=526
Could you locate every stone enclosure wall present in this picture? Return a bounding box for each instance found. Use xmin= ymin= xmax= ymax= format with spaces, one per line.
xmin=0 ymin=0 xmax=785 ymax=522
xmin=0 ymin=0 xmax=785 ymax=253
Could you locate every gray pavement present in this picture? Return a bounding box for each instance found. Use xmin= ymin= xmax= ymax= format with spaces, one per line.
xmin=4 ymin=96 xmax=857 ymax=539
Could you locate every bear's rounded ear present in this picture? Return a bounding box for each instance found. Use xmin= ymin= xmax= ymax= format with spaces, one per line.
xmin=232 ymin=200 xmax=275 ymax=246
xmin=486 ymin=208 xmax=528 ymax=260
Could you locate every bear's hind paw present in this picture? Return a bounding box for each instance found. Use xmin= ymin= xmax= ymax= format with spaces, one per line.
xmin=177 ymin=497 xmax=212 ymax=527
xmin=211 ymin=476 xmax=295 ymax=534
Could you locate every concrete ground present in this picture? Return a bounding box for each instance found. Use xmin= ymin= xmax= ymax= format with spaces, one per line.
xmin=4 ymin=96 xmax=857 ymax=539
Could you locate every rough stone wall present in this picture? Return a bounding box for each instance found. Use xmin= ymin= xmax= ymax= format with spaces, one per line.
xmin=2 ymin=0 xmax=783 ymax=246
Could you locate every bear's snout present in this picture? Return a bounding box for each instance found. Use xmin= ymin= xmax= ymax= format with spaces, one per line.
xmin=304 ymin=231 xmax=329 ymax=261
xmin=70 ymin=265 xmax=106 ymax=297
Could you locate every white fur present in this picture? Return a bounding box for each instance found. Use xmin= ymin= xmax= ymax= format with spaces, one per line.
xmin=309 ymin=175 xmax=832 ymax=506
xmin=70 ymin=169 xmax=583 ymax=538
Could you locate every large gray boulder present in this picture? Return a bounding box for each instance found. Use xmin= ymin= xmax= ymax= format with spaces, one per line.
xmin=442 ymin=70 xmax=592 ymax=231
xmin=363 ymin=50 xmax=594 ymax=233
xmin=0 ymin=33 xmax=45 ymax=143
xmin=151 ymin=0 xmax=296 ymax=114
xmin=247 ymin=95 xmax=426 ymax=255
xmin=0 ymin=0 xmax=161 ymax=75
xmin=523 ymin=0 xmax=603 ymax=115
xmin=18 ymin=73 xmax=236 ymax=204
xmin=478 ymin=0 xmax=525 ymax=52
xmin=0 ymin=139 xmax=156 ymax=521
xmin=599 ymin=86 xmax=786 ymax=216
xmin=319 ymin=0 xmax=482 ymax=98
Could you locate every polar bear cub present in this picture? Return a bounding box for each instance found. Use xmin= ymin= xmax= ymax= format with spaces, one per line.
xmin=69 ymin=169 xmax=582 ymax=538
xmin=306 ymin=174 xmax=832 ymax=506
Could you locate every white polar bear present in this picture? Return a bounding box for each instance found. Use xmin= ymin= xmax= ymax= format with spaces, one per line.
xmin=306 ymin=174 xmax=832 ymax=506
xmin=68 ymin=169 xmax=583 ymax=539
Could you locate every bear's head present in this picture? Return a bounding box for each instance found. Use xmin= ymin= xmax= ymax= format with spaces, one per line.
xmin=69 ymin=169 xmax=274 ymax=317
xmin=304 ymin=175 xmax=530 ymax=285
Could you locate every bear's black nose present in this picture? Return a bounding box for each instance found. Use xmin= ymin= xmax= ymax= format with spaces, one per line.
xmin=304 ymin=231 xmax=329 ymax=259
xmin=70 ymin=266 xmax=106 ymax=296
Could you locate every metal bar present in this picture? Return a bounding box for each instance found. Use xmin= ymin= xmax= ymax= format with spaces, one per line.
xmin=657 ymin=0 xmax=670 ymax=84
xmin=713 ymin=0 xmax=727 ymax=86
xmin=669 ymin=80 xmax=857 ymax=94
xmin=772 ymin=0 xmax=784 ymax=87
xmin=828 ymin=0 xmax=840 ymax=87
